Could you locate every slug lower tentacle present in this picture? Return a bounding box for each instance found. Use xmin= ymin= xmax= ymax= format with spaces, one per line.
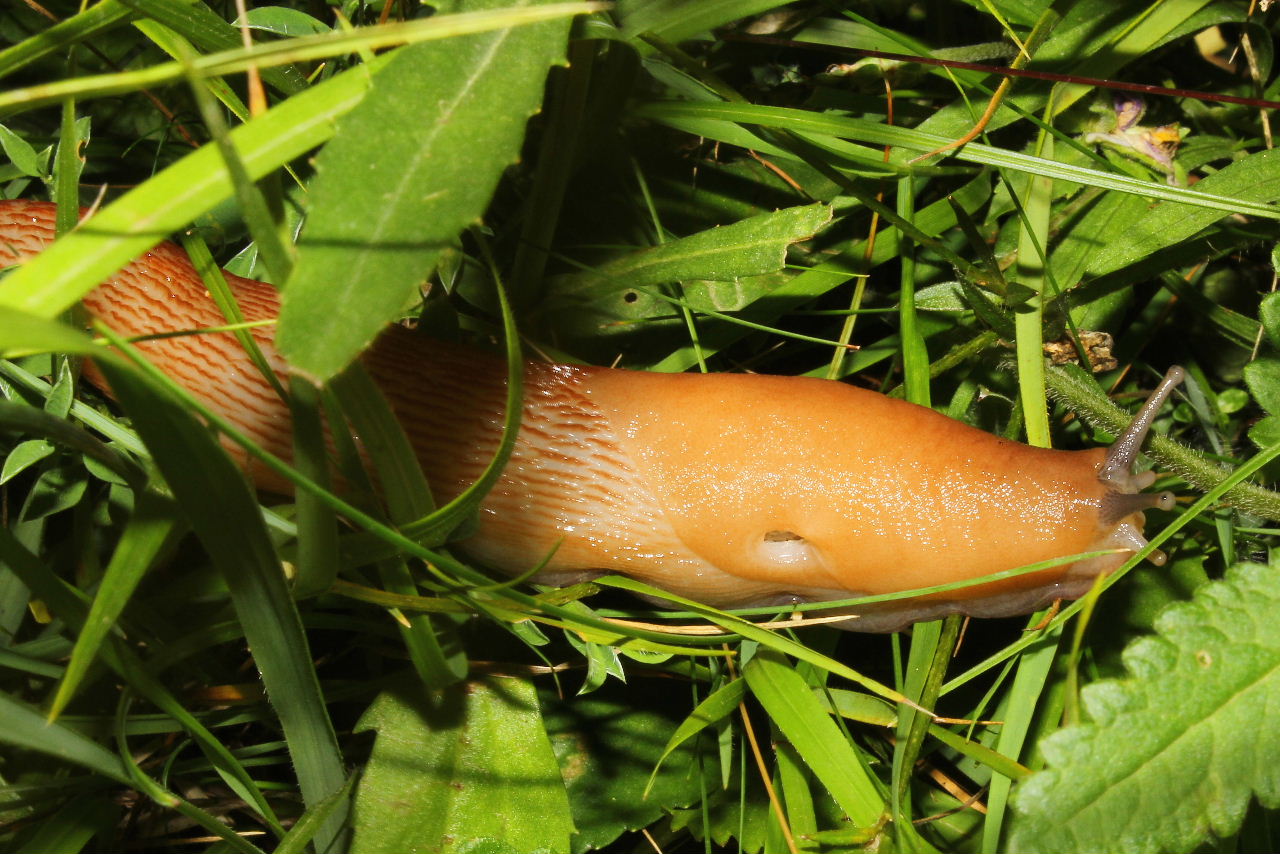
xmin=0 ymin=200 xmax=1182 ymax=631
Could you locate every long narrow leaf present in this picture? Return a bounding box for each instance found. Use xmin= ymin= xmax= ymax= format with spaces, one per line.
xmin=743 ymin=648 xmax=885 ymax=828
xmin=96 ymin=356 xmax=349 ymax=852
xmin=48 ymin=489 xmax=179 ymax=720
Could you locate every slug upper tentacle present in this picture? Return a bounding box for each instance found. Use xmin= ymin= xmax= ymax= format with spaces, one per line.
xmin=1093 ymin=366 xmax=1185 ymax=567
xmin=1098 ymin=366 xmax=1185 ymax=492
xmin=0 ymin=199 xmax=1186 ymax=631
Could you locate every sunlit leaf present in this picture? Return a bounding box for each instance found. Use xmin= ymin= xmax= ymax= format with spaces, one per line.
xmin=1010 ymin=560 xmax=1280 ymax=853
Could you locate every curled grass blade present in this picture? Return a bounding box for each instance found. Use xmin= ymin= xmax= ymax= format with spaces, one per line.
xmin=95 ymin=354 xmax=349 ymax=851
xmin=114 ymin=693 xmax=269 ymax=854
xmin=0 ymin=522 xmax=284 ymax=833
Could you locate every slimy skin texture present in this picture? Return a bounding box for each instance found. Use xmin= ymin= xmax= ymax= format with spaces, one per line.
xmin=0 ymin=200 xmax=1179 ymax=630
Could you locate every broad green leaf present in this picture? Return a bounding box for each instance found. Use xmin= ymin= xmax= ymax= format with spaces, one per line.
xmin=0 ymin=400 xmax=144 ymax=490
xmin=550 ymin=202 xmax=831 ymax=299
xmin=277 ymin=0 xmax=573 ymax=381
xmin=1251 ymin=415 xmax=1280 ymax=450
xmin=1009 ymin=560 xmax=1280 ymax=853
xmin=1245 ymin=357 xmax=1280 ymax=415
xmin=743 ymin=648 xmax=885 ymax=829
xmin=0 ymin=437 xmax=53 ymax=484
xmin=543 ymin=687 xmax=717 ymax=852
xmin=566 ymin=624 xmax=625 ymax=694
xmin=1261 ymin=291 xmax=1280 ymax=350
xmin=237 ymin=6 xmax=331 ymax=37
xmin=647 ymin=174 xmax=990 ymax=372
xmin=351 ymin=682 xmax=574 ymax=854
xmin=543 ymin=203 xmax=832 ymax=342
xmin=44 ymin=359 xmax=74 ymax=418
xmin=0 ymin=122 xmax=45 ymax=177
xmin=21 ymin=464 xmax=87 ymax=521
xmin=1053 ymin=191 xmax=1151 ymax=329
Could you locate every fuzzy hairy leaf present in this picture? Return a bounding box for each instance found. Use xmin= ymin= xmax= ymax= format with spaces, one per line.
xmin=1261 ymin=291 xmax=1280 ymax=350
xmin=1009 ymin=560 xmax=1280 ymax=853
xmin=351 ymin=682 xmax=573 ymax=854
xmin=542 ymin=686 xmax=717 ymax=852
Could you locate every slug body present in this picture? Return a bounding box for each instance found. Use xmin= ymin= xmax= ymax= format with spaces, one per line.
xmin=0 ymin=201 xmax=1179 ymax=630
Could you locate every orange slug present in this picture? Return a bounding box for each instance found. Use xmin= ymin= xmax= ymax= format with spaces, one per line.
xmin=0 ymin=199 xmax=1181 ymax=631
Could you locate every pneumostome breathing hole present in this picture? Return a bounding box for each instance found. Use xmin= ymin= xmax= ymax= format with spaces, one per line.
xmin=764 ymin=530 xmax=803 ymax=542
xmin=759 ymin=530 xmax=818 ymax=569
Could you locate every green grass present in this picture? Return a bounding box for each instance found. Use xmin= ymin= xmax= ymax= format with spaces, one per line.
xmin=2 ymin=1 xmax=1280 ymax=852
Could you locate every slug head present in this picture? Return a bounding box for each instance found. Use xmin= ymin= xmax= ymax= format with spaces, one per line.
xmin=1093 ymin=366 xmax=1185 ymax=566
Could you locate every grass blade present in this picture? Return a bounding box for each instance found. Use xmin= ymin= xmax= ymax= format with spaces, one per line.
xmin=97 ymin=354 xmax=349 ymax=852
xmin=743 ymin=648 xmax=885 ymax=829
xmin=48 ymin=489 xmax=179 ymax=720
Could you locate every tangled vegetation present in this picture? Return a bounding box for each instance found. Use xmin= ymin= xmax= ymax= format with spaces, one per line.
xmin=2 ymin=0 xmax=1280 ymax=851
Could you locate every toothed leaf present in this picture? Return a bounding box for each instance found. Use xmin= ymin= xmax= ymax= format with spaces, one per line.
xmin=1010 ymin=560 xmax=1280 ymax=853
